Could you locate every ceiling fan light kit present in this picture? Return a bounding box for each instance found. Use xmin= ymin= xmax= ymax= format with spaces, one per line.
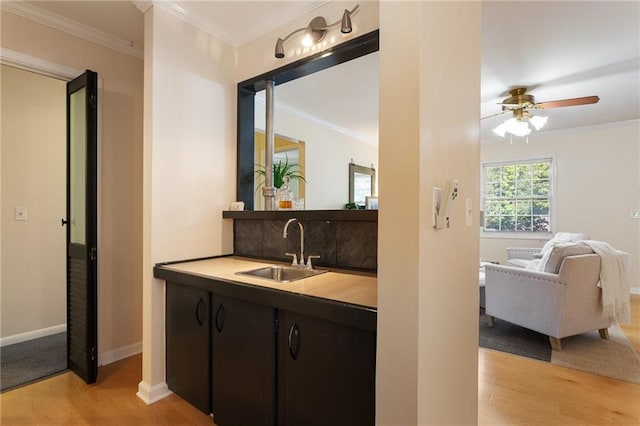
xmin=485 ymin=87 xmax=599 ymax=141
xmin=274 ymin=4 xmax=359 ymax=59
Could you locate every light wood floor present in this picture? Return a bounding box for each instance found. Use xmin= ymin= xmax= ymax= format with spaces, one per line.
xmin=479 ymin=294 xmax=640 ymax=425
xmin=2 ymin=296 xmax=639 ymax=425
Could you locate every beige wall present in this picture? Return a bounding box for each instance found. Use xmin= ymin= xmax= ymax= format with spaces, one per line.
xmin=1 ymin=65 xmax=66 ymax=340
xmin=139 ymin=5 xmax=236 ymax=403
xmin=378 ymin=2 xmax=480 ymax=424
xmin=480 ymin=122 xmax=640 ymax=290
xmin=1 ymin=10 xmax=144 ymax=362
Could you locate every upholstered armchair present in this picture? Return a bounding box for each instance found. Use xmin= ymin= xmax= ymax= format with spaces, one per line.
xmin=506 ymin=232 xmax=589 ymax=268
xmin=484 ymin=248 xmax=612 ymax=351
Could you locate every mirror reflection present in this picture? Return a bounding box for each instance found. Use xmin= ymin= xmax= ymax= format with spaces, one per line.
xmin=253 ymin=131 xmax=306 ymax=210
xmin=349 ymin=163 xmax=376 ymax=208
xmin=254 ymin=51 xmax=379 ymax=210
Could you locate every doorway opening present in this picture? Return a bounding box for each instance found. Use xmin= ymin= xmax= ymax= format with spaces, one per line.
xmin=0 ymin=64 xmax=67 ymax=391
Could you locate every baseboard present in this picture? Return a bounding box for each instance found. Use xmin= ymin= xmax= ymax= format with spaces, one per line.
xmin=0 ymin=324 xmax=66 ymax=347
xmin=631 ymin=287 xmax=640 ymax=295
xmin=137 ymin=380 xmax=172 ymax=405
xmin=98 ymin=341 xmax=142 ymax=366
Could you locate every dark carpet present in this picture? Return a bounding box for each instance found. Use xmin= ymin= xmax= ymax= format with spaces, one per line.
xmin=479 ymin=312 xmax=552 ymax=362
xmin=1 ymin=332 xmax=67 ymax=392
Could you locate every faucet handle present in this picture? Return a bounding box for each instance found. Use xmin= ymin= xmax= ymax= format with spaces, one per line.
xmin=306 ymin=255 xmax=321 ymax=269
xmin=285 ymin=252 xmax=298 ymax=266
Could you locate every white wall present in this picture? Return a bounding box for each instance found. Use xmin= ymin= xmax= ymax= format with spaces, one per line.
xmin=255 ymin=102 xmax=378 ymax=209
xmin=1 ymin=65 xmax=66 ymax=341
xmin=378 ymin=2 xmax=480 ymax=424
xmin=1 ymin=10 xmax=144 ymax=362
xmin=480 ymin=122 xmax=640 ymax=290
xmin=139 ymin=5 xmax=236 ymax=403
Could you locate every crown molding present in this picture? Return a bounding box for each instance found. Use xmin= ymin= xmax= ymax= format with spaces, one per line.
xmin=132 ymin=1 xmax=152 ymax=14
xmin=256 ymin=92 xmax=376 ymax=146
xmin=483 ymin=118 xmax=640 ymax=143
xmin=0 ymin=47 xmax=82 ymax=81
xmin=1 ymin=1 xmax=143 ymax=60
xmin=535 ymin=119 xmax=640 ymax=137
xmin=240 ymin=0 xmax=329 ymax=46
xmin=146 ymin=0 xmax=329 ymax=47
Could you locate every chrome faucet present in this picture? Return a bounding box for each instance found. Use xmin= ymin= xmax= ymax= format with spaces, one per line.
xmin=283 ymin=218 xmax=320 ymax=269
xmin=283 ymin=218 xmax=305 ymax=268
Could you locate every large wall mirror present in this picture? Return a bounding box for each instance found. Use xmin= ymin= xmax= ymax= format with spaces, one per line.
xmin=237 ymin=30 xmax=379 ymax=211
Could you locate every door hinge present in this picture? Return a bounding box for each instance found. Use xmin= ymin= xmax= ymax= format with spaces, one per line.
xmin=89 ymin=247 xmax=97 ymax=261
xmin=89 ymin=94 xmax=97 ymax=109
xmin=275 ymin=316 xmax=279 ymax=333
xmin=91 ymin=346 xmax=96 ymax=361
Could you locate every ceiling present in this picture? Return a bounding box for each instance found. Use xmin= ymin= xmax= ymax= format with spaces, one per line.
xmin=16 ymin=1 xmax=640 ymax=143
xmin=481 ymin=1 xmax=639 ymax=141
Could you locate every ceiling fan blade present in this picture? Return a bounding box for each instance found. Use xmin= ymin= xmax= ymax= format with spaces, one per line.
xmin=536 ymin=95 xmax=600 ymax=109
xmin=481 ymin=111 xmax=509 ymax=120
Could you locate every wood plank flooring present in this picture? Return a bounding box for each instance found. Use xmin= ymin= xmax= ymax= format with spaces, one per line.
xmin=479 ymin=294 xmax=640 ymax=425
xmin=0 ymin=354 xmax=213 ymax=425
xmin=1 ymin=296 xmax=639 ymax=425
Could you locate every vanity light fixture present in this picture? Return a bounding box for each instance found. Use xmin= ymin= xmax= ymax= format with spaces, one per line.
xmin=275 ymin=4 xmax=360 ymax=59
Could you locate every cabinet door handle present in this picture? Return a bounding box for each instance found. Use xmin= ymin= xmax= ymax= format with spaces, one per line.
xmin=215 ymin=304 xmax=225 ymax=333
xmin=288 ymin=322 xmax=300 ymax=360
xmin=195 ymin=298 xmax=206 ymax=326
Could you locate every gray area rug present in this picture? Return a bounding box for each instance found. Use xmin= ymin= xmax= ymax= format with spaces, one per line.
xmin=479 ymin=312 xmax=640 ymax=384
xmin=479 ymin=313 xmax=551 ymax=361
xmin=0 ymin=332 xmax=67 ymax=392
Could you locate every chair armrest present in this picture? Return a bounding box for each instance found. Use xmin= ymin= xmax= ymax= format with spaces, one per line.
xmin=484 ymin=264 xmax=562 ymax=284
xmin=484 ymin=264 xmax=566 ymax=337
xmin=506 ymin=247 xmax=541 ymax=260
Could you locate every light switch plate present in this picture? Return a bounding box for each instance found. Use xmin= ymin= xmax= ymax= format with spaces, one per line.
xmin=432 ymin=187 xmax=441 ymax=227
xmin=15 ymin=206 xmax=28 ymax=221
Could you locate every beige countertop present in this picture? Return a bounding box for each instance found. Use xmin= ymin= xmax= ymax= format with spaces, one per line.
xmin=158 ymin=256 xmax=377 ymax=309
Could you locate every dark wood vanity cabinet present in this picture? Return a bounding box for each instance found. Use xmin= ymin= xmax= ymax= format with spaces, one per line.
xmin=165 ymin=281 xmax=211 ymax=414
xmin=162 ymin=273 xmax=376 ymax=426
xmin=211 ymin=294 xmax=276 ymax=426
xmin=277 ymin=310 xmax=376 ymax=426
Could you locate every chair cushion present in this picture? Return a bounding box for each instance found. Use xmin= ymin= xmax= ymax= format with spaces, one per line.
xmin=541 ymin=232 xmax=588 ymax=254
xmin=506 ymin=258 xmax=533 ymax=268
xmin=537 ymin=242 xmax=594 ymax=273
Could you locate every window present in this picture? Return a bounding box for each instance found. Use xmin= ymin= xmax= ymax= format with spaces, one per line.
xmin=482 ymin=157 xmax=553 ymax=234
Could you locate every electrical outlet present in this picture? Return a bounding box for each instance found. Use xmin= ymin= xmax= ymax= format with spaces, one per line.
xmin=15 ymin=206 xmax=28 ymax=221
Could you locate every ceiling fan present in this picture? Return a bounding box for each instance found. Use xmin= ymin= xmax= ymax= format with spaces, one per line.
xmin=483 ymin=87 xmax=600 ymax=137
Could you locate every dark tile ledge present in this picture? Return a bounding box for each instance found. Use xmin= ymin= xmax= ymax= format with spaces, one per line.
xmin=223 ymin=210 xmax=378 ymax=272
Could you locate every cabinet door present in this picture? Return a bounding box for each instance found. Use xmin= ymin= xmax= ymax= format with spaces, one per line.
xmin=211 ymin=294 xmax=276 ymax=426
xmin=166 ymin=281 xmax=210 ymax=414
xmin=278 ymin=310 xmax=376 ymax=426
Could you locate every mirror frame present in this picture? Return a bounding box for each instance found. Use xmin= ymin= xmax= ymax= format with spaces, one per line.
xmin=349 ymin=163 xmax=376 ymax=207
xmin=236 ymin=29 xmax=379 ymax=210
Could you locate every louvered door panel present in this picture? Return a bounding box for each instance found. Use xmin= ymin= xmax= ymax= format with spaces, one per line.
xmin=68 ymin=253 xmax=88 ymax=370
xmin=66 ymin=70 xmax=98 ymax=384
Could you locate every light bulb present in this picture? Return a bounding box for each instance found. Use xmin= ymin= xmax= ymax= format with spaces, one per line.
xmin=529 ymin=115 xmax=548 ymax=130
xmin=301 ymin=32 xmax=314 ymax=47
xmin=493 ymin=122 xmax=507 ymax=137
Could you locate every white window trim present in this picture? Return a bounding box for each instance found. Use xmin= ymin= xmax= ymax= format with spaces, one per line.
xmin=480 ymin=155 xmax=556 ymax=239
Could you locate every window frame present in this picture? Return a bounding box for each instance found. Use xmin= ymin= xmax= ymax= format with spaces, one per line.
xmin=481 ymin=156 xmax=556 ymax=239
